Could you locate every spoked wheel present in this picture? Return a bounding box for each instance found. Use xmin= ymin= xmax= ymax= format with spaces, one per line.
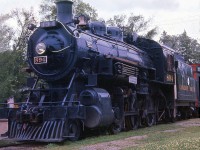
xmin=164 ymin=107 xmax=174 ymax=123
xmin=154 ymin=90 xmax=169 ymax=123
xmin=64 ymin=119 xmax=82 ymax=141
xmin=109 ymin=122 xmax=122 ymax=134
xmin=130 ymin=115 xmax=139 ymax=129
xmin=125 ymin=115 xmax=139 ymax=130
xmin=146 ymin=113 xmax=155 ymax=127
xmin=125 ymin=92 xmax=139 ymax=130
xmin=169 ymin=109 xmax=175 ymax=123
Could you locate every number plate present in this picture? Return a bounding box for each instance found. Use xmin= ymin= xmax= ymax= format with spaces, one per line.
xmin=129 ymin=76 xmax=137 ymax=84
xmin=34 ymin=56 xmax=47 ymax=64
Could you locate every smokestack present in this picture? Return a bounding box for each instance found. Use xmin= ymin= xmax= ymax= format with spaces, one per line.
xmin=55 ymin=0 xmax=73 ymax=23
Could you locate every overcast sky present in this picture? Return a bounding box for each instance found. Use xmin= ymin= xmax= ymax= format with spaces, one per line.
xmin=0 ymin=0 xmax=199 ymax=40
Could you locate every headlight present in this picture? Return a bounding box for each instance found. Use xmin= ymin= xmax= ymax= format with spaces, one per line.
xmin=35 ymin=43 xmax=46 ymax=55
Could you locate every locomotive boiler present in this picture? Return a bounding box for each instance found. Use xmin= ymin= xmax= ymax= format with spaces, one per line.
xmin=7 ymin=0 xmax=197 ymax=142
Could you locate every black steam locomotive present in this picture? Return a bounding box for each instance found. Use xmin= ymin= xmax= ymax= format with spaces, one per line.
xmin=7 ymin=0 xmax=197 ymax=142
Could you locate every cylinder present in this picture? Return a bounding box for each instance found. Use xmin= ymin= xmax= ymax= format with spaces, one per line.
xmin=55 ymin=0 xmax=73 ymax=23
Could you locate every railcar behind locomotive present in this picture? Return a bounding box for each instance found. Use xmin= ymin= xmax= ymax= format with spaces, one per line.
xmin=7 ymin=0 xmax=198 ymax=142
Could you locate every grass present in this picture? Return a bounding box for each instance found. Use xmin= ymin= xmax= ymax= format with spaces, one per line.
xmin=1 ymin=119 xmax=200 ymax=150
xmin=132 ymin=126 xmax=200 ymax=150
xmin=47 ymin=120 xmax=200 ymax=150
xmin=45 ymin=123 xmax=183 ymax=150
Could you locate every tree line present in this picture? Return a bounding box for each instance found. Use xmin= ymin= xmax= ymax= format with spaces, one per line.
xmin=0 ymin=0 xmax=199 ymax=102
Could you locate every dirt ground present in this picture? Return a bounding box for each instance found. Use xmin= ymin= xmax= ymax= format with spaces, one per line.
xmin=0 ymin=119 xmax=200 ymax=150
xmin=175 ymin=118 xmax=200 ymax=127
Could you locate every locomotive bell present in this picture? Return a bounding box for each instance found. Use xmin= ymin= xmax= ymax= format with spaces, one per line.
xmin=55 ymin=0 xmax=73 ymax=24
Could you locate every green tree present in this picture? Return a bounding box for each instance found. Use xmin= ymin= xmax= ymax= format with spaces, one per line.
xmin=73 ymin=0 xmax=98 ymax=20
xmin=39 ymin=0 xmax=55 ymax=21
xmin=0 ymin=9 xmax=37 ymax=102
xmin=106 ymin=14 xmax=126 ymax=27
xmin=11 ymin=8 xmax=37 ymax=52
xmin=106 ymin=13 xmax=157 ymax=39
xmin=159 ymin=31 xmax=179 ymax=49
xmin=0 ymin=14 xmax=13 ymax=52
xmin=178 ymin=31 xmax=200 ymax=63
xmin=159 ymin=31 xmax=200 ymax=63
xmin=39 ymin=0 xmax=98 ymax=21
xmin=0 ymin=50 xmax=27 ymax=102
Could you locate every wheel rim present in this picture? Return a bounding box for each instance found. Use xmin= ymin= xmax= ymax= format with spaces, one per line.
xmin=110 ymin=122 xmax=122 ymax=134
xmin=65 ymin=120 xmax=81 ymax=141
xmin=130 ymin=115 xmax=138 ymax=129
xmin=69 ymin=122 xmax=78 ymax=135
xmin=128 ymin=93 xmax=138 ymax=130
xmin=147 ymin=113 xmax=155 ymax=127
